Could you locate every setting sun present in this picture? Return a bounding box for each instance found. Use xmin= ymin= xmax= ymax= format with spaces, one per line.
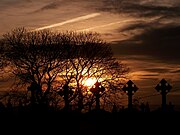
xmin=82 ymin=78 xmax=97 ymax=87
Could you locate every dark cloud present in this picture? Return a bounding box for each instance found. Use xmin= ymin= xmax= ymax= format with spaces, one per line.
xmin=100 ymin=0 xmax=180 ymax=18
xmin=40 ymin=2 xmax=60 ymax=10
xmin=171 ymin=70 xmax=180 ymax=73
xmin=0 ymin=0 xmax=32 ymax=6
xmin=111 ymin=25 xmax=180 ymax=63
xmin=99 ymin=0 xmax=180 ymax=64
xmin=143 ymin=68 xmax=171 ymax=73
xmin=120 ymin=20 xmax=161 ymax=32
xmin=135 ymin=74 xmax=159 ymax=83
xmin=36 ymin=1 xmax=69 ymax=12
xmin=0 ymin=0 xmax=33 ymax=12
xmin=33 ymin=0 xmax=103 ymax=13
xmin=138 ymin=77 xmax=159 ymax=81
xmin=33 ymin=1 xmax=62 ymax=13
xmin=139 ymin=74 xmax=159 ymax=77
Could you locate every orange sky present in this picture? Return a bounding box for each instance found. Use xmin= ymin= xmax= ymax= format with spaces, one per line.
xmin=0 ymin=0 xmax=180 ymax=107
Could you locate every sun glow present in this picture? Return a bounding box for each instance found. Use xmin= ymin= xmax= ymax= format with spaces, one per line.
xmin=82 ymin=78 xmax=97 ymax=87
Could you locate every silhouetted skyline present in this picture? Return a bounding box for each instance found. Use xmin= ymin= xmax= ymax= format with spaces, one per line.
xmin=0 ymin=0 xmax=180 ymax=107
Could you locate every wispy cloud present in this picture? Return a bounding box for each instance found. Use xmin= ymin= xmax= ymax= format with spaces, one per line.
xmin=77 ymin=19 xmax=134 ymax=32
xmin=34 ymin=13 xmax=101 ymax=31
xmin=100 ymin=0 xmax=180 ymax=18
xmin=40 ymin=2 xmax=59 ymax=10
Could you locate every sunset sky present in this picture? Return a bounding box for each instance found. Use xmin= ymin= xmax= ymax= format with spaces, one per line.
xmin=0 ymin=0 xmax=180 ymax=108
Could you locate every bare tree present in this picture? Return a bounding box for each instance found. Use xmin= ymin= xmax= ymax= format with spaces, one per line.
xmin=0 ymin=39 xmax=7 ymax=75
xmin=1 ymin=28 xmax=127 ymax=112
xmin=2 ymin=28 xmax=66 ymax=107
xmin=56 ymin=32 xmax=128 ymax=112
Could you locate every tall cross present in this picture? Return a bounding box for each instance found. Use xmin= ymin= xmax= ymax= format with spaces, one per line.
xmin=90 ymin=81 xmax=105 ymax=110
xmin=122 ymin=80 xmax=138 ymax=111
xmin=155 ymin=79 xmax=172 ymax=112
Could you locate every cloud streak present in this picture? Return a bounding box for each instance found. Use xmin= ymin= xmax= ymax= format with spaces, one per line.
xmin=34 ymin=13 xmax=101 ymax=31
xmin=77 ymin=19 xmax=134 ymax=32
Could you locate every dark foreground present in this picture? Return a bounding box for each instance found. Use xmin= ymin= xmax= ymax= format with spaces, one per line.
xmin=0 ymin=109 xmax=179 ymax=135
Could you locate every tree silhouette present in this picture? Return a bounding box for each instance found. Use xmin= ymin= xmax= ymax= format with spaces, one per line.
xmin=0 ymin=39 xmax=7 ymax=78
xmin=1 ymin=28 xmax=67 ymax=108
xmin=0 ymin=40 xmax=3 ymax=69
xmin=55 ymin=32 xmax=127 ymax=112
xmin=1 ymin=27 xmax=127 ymax=112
